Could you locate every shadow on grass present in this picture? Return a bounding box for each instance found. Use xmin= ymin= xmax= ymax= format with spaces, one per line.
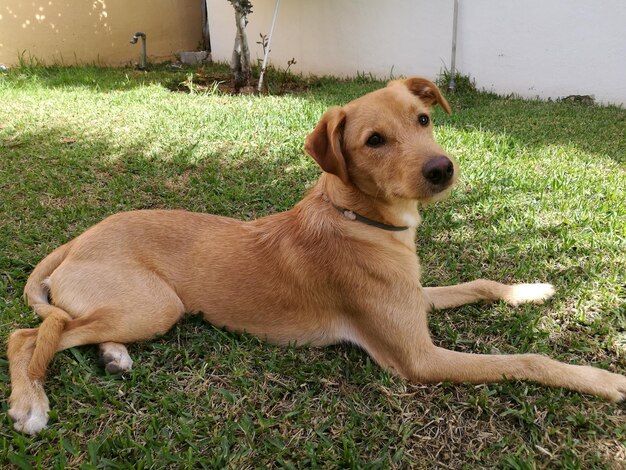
xmin=1 ymin=63 xmax=209 ymax=93
xmin=1 ymin=63 xmax=384 ymax=100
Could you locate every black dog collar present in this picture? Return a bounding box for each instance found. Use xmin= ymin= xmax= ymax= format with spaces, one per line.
xmin=331 ymin=203 xmax=409 ymax=232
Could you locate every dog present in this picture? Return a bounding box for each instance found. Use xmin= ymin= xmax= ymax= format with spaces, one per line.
xmin=8 ymin=77 xmax=626 ymax=435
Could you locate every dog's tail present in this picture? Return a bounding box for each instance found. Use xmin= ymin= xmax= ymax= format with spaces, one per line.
xmin=22 ymin=241 xmax=74 ymax=380
xmin=27 ymin=305 xmax=72 ymax=379
xmin=23 ymin=241 xmax=72 ymax=310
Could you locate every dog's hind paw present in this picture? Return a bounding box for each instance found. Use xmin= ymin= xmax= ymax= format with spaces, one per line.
xmin=8 ymin=387 xmax=50 ymax=435
xmin=504 ymin=283 xmax=555 ymax=306
xmin=99 ymin=342 xmax=133 ymax=374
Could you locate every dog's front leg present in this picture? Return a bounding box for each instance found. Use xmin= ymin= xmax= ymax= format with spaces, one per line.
xmin=411 ymin=346 xmax=626 ymax=402
xmin=351 ymin=299 xmax=626 ymax=402
xmin=423 ymin=279 xmax=555 ymax=310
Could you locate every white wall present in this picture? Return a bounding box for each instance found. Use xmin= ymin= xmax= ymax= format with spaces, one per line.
xmin=456 ymin=0 xmax=626 ymax=105
xmin=208 ymin=0 xmax=626 ymax=105
xmin=208 ymin=0 xmax=453 ymax=80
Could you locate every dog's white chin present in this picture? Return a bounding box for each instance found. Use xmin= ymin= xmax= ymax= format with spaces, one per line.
xmin=419 ymin=186 xmax=455 ymax=205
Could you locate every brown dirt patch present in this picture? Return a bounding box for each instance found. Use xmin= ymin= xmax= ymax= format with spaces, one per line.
xmin=168 ymin=68 xmax=309 ymax=95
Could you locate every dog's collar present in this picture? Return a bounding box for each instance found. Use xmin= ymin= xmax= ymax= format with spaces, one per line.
xmin=331 ymin=203 xmax=409 ymax=232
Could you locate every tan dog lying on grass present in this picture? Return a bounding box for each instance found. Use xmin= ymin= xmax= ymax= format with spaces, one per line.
xmin=8 ymin=77 xmax=626 ymax=435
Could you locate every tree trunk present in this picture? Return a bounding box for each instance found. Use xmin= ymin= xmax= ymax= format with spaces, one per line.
xmin=230 ymin=7 xmax=251 ymax=91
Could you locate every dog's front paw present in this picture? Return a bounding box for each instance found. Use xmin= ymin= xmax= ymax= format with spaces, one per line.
xmin=504 ymin=283 xmax=555 ymax=306
xmin=581 ymin=367 xmax=626 ymax=402
xmin=8 ymin=385 xmax=50 ymax=435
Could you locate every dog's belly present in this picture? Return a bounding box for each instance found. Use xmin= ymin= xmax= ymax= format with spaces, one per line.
xmin=182 ymin=259 xmax=342 ymax=347
xmin=200 ymin=306 xmax=339 ymax=347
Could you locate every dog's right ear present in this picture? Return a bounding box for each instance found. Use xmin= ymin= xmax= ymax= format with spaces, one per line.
xmin=304 ymin=107 xmax=350 ymax=185
xmin=388 ymin=77 xmax=452 ymax=115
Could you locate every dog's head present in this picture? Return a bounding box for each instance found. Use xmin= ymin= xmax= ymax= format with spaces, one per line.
xmin=305 ymin=77 xmax=457 ymax=204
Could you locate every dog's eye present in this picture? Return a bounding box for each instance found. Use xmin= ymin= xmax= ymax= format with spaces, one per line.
xmin=418 ymin=114 xmax=430 ymax=127
xmin=366 ymin=133 xmax=384 ymax=147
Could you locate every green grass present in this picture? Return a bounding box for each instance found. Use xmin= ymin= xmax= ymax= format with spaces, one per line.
xmin=1 ymin=64 xmax=625 ymax=468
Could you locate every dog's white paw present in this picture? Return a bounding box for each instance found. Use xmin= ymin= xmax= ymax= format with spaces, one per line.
xmin=504 ymin=283 xmax=555 ymax=306
xmin=8 ymin=386 xmax=50 ymax=435
xmin=100 ymin=343 xmax=133 ymax=374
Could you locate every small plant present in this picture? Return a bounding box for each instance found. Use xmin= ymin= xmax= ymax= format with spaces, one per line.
xmin=278 ymin=58 xmax=297 ymax=94
xmin=256 ymin=32 xmax=273 ymax=94
xmin=16 ymin=50 xmax=44 ymax=70
xmin=437 ymin=69 xmax=477 ymax=94
xmin=256 ymin=33 xmax=270 ymax=93
xmin=354 ymin=71 xmax=378 ymax=84
xmin=180 ymin=72 xmax=196 ymax=94
xmin=178 ymin=72 xmax=224 ymax=95
xmin=256 ymin=33 xmax=269 ymax=65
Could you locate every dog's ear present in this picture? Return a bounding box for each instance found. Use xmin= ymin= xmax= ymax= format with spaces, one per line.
xmin=389 ymin=77 xmax=452 ymax=115
xmin=304 ymin=107 xmax=350 ymax=185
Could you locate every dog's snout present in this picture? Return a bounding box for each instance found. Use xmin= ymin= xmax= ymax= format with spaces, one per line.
xmin=422 ymin=156 xmax=454 ymax=186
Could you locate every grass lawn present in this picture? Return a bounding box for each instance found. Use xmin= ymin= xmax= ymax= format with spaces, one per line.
xmin=0 ymin=64 xmax=625 ymax=468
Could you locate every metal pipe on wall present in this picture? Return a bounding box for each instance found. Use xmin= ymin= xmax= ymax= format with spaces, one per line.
xmin=130 ymin=32 xmax=147 ymax=70
xmin=449 ymin=0 xmax=458 ymax=91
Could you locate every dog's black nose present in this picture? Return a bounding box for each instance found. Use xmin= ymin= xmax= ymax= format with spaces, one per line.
xmin=422 ymin=156 xmax=454 ymax=185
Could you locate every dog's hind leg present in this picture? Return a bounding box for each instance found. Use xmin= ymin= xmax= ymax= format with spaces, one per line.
xmin=7 ymin=328 xmax=50 ymax=435
xmin=8 ymin=303 xmax=74 ymax=434
xmin=424 ymin=279 xmax=555 ymax=310
xmin=8 ymin=277 xmax=185 ymax=434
